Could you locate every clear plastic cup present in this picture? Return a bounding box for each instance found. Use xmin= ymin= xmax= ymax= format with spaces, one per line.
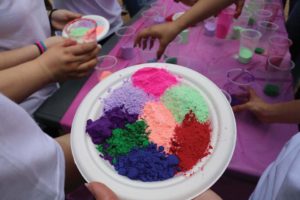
xmin=215 ymin=8 xmax=235 ymax=39
xmin=268 ymin=35 xmax=292 ymax=57
xmin=141 ymin=9 xmax=159 ymax=28
xmin=95 ymin=55 xmax=118 ymax=81
xmin=263 ymin=2 xmax=281 ymax=22
xmin=116 ymin=26 xmax=137 ymax=60
xmin=238 ymin=29 xmax=262 ymax=64
xmin=257 ymin=21 xmax=279 ymax=49
xmin=221 ymin=89 xmax=232 ymax=105
xmin=151 ymin=2 xmax=166 ymax=18
xmin=224 ymin=68 xmax=255 ymax=106
xmin=253 ymin=9 xmax=273 ymax=26
xmin=263 ymin=56 xmax=295 ymax=97
xmin=64 ymin=18 xmax=97 ymax=43
xmin=245 ymin=1 xmax=264 ymax=14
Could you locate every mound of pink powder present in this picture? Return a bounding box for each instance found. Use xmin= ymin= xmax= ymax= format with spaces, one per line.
xmin=140 ymin=101 xmax=177 ymax=152
xmin=132 ymin=68 xmax=178 ymax=97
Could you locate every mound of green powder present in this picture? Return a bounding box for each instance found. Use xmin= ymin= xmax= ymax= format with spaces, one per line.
xmin=97 ymin=120 xmax=150 ymax=160
xmin=161 ymin=84 xmax=209 ymax=123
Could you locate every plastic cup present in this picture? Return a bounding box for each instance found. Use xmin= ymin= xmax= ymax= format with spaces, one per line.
xmin=263 ymin=56 xmax=295 ymax=97
xmin=238 ymin=29 xmax=262 ymax=64
xmin=141 ymin=9 xmax=159 ymax=28
xmin=116 ymin=26 xmax=137 ymax=60
xmin=204 ymin=18 xmax=216 ymax=37
xmin=268 ymin=35 xmax=292 ymax=57
xmin=215 ymin=8 xmax=235 ymax=39
xmin=253 ymin=9 xmax=273 ymax=26
xmin=256 ymin=21 xmax=279 ymax=49
xmin=95 ymin=55 xmax=118 ymax=81
xmin=245 ymin=1 xmax=264 ymax=14
xmin=151 ymin=2 xmax=166 ymax=18
xmin=64 ymin=18 xmax=97 ymax=43
xmin=224 ymin=68 xmax=255 ymax=106
xmin=221 ymin=89 xmax=232 ymax=105
xmin=263 ymin=2 xmax=281 ymax=22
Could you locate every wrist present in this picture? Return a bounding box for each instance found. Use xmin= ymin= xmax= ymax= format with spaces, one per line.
xmin=31 ymin=59 xmax=54 ymax=84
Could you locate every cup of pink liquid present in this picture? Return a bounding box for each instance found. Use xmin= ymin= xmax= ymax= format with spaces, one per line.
xmin=224 ymin=68 xmax=255 ymax=106
xmin=64 ymin=18 xmax=97 ymax=43
xmin=215 ymin=7 xmax=235 ymax=39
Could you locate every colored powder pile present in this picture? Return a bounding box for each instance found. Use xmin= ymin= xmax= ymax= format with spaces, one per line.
xmin=140 ymin=101 xmax=177 ymax=151
xmin=161 ymin=84 xmax=209 ymax=123
xmin=114 ymin=143 xmax=180 ymax=182
xmin=97 ymin=120 xmax=149 ymax=159
xmin=103 ymin=82 xmax=153 ymax=115
xmin=86 ymin=106 xmax=138 ymax=144
xmin=132 ymin=67 xmax=178 ymax=97
xmin=70 ymin=27 xmax=90 ymax=37
xmin=170 ymin=112 xmax=212 ymax=172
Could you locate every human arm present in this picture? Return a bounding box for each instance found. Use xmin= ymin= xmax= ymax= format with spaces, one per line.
xmin=0 ymin=40 xmax=99 ymax=103
xmin=0 ymin=36 xmax=65 ymax=70
xmin=85 ymin=182 xmax=119 ymax=200
xmin=135 ymin=0 xmax=244 ymax=58
xmin=50 ymin=9 xmax=81 ymax=31
xmin=233 ymin=88 xmax=300 ymax=123
xmin=193 ymin=189 xmax=222 ymax=200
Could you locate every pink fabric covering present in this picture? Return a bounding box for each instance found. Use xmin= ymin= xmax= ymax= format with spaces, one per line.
xmin=60 ymin=0 xmax=298 ymax=176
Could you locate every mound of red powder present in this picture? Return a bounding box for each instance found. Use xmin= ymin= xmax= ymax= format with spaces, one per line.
xmin=170 ymin=111 xmax=212 ymax=172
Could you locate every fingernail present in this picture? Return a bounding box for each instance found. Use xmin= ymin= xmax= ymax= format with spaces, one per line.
xmin=97 ymin=44 xmax=102 ymax=49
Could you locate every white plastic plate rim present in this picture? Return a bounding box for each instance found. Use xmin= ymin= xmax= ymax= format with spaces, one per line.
xmin=62 ymin=15 xmax=110 ymax=42
xmin=71 ymin=63 xmax=236 ymax=200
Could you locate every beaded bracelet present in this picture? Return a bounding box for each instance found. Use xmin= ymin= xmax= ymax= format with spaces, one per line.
xmin=34 ymin=41 xmax=47 ymax=55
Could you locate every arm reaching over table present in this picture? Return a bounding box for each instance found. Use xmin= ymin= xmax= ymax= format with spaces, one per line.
xmin=233 ymin=88 xmax=300 ymax=123
xmin=134 ymin=0 xmax=245 ymax=59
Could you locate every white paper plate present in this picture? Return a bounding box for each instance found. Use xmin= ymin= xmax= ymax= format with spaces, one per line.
xmin=71 ymin=63 xmax=236 ymax=200
xmin=62 ymin=15 xmax=110 ymax=42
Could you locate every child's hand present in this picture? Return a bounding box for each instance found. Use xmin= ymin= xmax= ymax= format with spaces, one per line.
xmin=134 ymin=22 xmax=181 ymax=59
xmin=234 ymin=0 xmax=245 ymax=18
xmin=232 ymin=88 xmax=272 ymax=123
xmin=50 ymin=9 xmax=82 ymax=30
xmin=37 ymin=40 xmax=100 ymax=81
xmin=44 ymin=36 xmax=65 ymax=49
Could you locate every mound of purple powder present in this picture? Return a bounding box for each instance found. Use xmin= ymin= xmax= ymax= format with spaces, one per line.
xmin=103 ymin=82 xmax=154 ymax=115
xmin=86 ymin=106 xmax=138 ymax=144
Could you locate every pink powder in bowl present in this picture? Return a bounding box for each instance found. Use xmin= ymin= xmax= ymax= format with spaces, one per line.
xmin=132 ymin=67 xmax=178 ymax=97
xmin=140 ymin=101 xmax=177 ymax=152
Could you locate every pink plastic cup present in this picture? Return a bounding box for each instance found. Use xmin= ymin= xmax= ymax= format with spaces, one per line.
xmin=215 ymin=8 xmax=235 ymax=39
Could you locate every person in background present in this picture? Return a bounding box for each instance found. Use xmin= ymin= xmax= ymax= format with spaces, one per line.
xmin=0 ymin=0 xmax=84 ymax=115
xmin=134 ymin=0 xmax=244 ymax=58
xmin=52 ymin=0 xmax=123 ymax=40
xmin=232 ymin=88 xmax=300 ymax=200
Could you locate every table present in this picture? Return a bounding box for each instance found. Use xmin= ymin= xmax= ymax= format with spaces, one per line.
xmin=34 ymin=0 xmax=298 ymax=178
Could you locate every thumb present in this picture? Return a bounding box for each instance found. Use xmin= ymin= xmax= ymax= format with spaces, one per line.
xmin=86 ymin=182 xmax=118 ymax=200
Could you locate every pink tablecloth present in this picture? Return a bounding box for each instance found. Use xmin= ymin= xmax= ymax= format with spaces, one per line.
xmin=60 ymin=1 xmax=298 ymax=177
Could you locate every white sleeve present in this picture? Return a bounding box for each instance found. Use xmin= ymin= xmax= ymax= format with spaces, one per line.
xmin=250 ymin=133 xmax=300 ymax=200
xmin=0 ymin=94 xmax=65 ymax=200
